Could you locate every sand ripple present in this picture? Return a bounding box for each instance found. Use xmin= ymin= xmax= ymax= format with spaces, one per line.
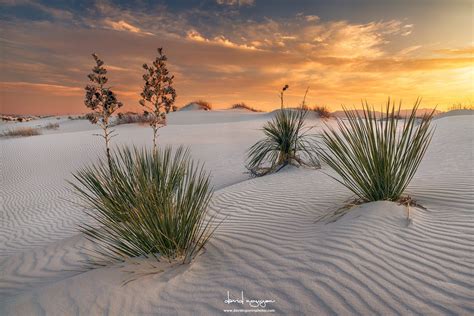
xmin=1 ymin=115 xmax=473 ymax=314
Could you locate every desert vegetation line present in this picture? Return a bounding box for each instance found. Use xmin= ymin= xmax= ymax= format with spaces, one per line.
xmin=230 ymin=103 xmax=262 ymax=112
xmin=1 ymin=127 xmax=42 ymax=137
xmin=1 ymin=122 xmax=59 ymax=137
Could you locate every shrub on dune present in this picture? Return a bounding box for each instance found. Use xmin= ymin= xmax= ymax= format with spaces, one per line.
xmin=192 ymin=100 xmax=212 ymax=111
xmin=68 ymin=115 xmax=88 ymax=120
xmin=1 ymin=127 xmax=41 ymax=137
xmin=230 ymin=103 xmax=262 ymax=112
xmin=115 ymin=112 xmax=154 ymax=125
xmin=44 ymin=122 xmax=60 ymax=130
xmin=448 ymin=102 xmax=473 ymax=111
xmin=319 ymin=99 xmax=435 ymax=202
xmin=178 ymin=100 xmax=212 ymax=111
xmin=71 ymin=146 xmax=218 ymax=264
xmin=312 ymin=105 xmax=331 ymax=119
xmin=246 ymin=108 xmax=320 ymax=176
xmin=247 ymin=85 xmax=320 ymax=177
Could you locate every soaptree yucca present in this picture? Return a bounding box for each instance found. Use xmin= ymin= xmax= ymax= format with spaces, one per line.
xmin=71 ymin=146 xmax=218 ymax=264
xmin=319 ymin=99 xmax=435 ymax=202
xmin=246 ymin=86 xmax=320 ymax=176
xmin=246 ymin=109 xmax=320 ymax=176
xmin=139 ymin=48 xmax=177 ymax=151
xmin=84 ymin=53 xmax=123 ymax=170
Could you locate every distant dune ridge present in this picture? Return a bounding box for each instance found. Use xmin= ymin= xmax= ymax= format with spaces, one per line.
xmin=1 ymin=115 xmax=37 ymax=122
xmin=179 ymin=100 xmax=212 ymax=111
xmin=331 ymin=108 xmax=443 ymax=118
xmin=434 ymin=109 xmax=474 ymax=120
xmin=229 ymin=103 xmax=263 ymax=112
xmin=0 ymin=109 xmax=473 ymax=314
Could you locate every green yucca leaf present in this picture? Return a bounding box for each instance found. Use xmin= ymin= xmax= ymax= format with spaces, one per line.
xmin=246 ymin=108 xmax=320 ymax=176
xmin=70 ymin=146 xmax=220 ymax=264
xmin=319 ymin=99 xmax=435 ymax=202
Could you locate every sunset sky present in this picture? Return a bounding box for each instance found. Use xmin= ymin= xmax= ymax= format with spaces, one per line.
xmin=1 ymin=0 xmax=473 ymax=115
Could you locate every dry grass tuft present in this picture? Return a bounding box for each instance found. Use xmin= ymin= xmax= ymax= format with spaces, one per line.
xmin=68 ymin=115 xmax=89 ymax=120
xmin=115 ymin=112 xmax=154 ymax=126
xmin=230 ymin=103 xmax=263 ymax=112
xmin=312 ymin=105 xmax=332 ymax=119
xmin=448 ymin=103 xmax=474 ymax=111
xmin=44 ymin=122 xmax=60 ymax=130
xmin=2 ymin=127 xmax=42 ymax=137
xmin=193 ymin=100 xmax=212 ymax=111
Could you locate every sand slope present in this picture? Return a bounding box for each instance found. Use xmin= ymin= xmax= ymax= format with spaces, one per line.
xmin=1 ymin=113 xmax=473 ymax=315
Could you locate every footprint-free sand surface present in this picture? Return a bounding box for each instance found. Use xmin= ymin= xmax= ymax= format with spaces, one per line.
xmin=1 ymin=110 xmax=473 ymax=315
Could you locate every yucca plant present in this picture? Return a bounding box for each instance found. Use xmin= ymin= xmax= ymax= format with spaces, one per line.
xmin=139 ymin=48 xmax=177 ymax=151
xmin=319 ymin=99 xmax=435 ymax=202
xmin=84 ymin=53 xmax=123 ymax=170
xmin=246 ymin=108 xmax=320 ymax=176
xmin=71 ymin=146 xmax=219 ymax=264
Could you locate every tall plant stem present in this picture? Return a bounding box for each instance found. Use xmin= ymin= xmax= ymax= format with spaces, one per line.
xmin=302 ymin=87 xmax=309 ymax=108
xmin=152 ymin=124 xmax=158 ymax=152
xmin=101 ymin=118 xmax=113 ymax=171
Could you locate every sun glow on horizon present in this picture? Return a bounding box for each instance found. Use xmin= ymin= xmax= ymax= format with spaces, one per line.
xmin=0 ymin=0 xmax=472 ymax=115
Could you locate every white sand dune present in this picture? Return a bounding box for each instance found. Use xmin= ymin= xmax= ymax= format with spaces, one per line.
xmin=179 ymin=102 xmax=212 ymax=112
xmin=0 ymin=116 xmax=100 ymax=136
xmin=434 ymin=109 xmax=474 ymax=120
xmin=0 ymin=112 xmax=473 ymax=315
xmin=167 ymin=109 xmax=268 ymax=125
xmin=331 ymin=108 xmax=443 ymax=118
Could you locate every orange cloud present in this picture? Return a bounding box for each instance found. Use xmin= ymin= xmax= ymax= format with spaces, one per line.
xmin=1 ymin=11 xmax=472 ymax=114
xmin=186 ymin=30 xmax=259 ymax=50
xmin=434 ymin=46 xmax=474 ymax=55
xmin=104 ymin=19 xmax=153 ymax=35
xmin=0 ymin=82 xmax=82 ymax=96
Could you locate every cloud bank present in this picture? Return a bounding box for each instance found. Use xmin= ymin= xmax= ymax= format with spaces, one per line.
xmin=0 ymin=0 xmax=472 ymax=114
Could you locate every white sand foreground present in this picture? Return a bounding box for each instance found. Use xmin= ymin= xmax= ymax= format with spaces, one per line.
xmin=1 ymin=110 xmax=473 ymax=315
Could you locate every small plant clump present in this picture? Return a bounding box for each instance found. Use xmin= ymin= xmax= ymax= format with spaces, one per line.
xmin=230 ymin=103 xmax=262 ymax=112
xmin=44 ymin=122 xmax=60 ymax=130
xmin=84 ymin=53 xmax=123 ymax=170
xmin=312 ymin=105 xmax=331 ymax=119
xmin=191 ymin=100 xmax=212 ymax=111
xmin=246 ymin=85 xmax=320 ymax=176
xmin=448 ymin=102 xmax=474 ymax=111
xmin=115 ymin=112 xmax=154 ymax=125
xmin=319 ymin=98 xmax=435 ymax=202
xmin=1 ymin=127 xmax=42 ymax=137
xmin=71 ymin=146 xmax=219 ymax=265
xmin=140 ymin=47 xmax=177 ymax=151
xmin=68 ymin=115 xmax=89 ymax=120
xmin=1 ymin=115 xmax=36 ymax=122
